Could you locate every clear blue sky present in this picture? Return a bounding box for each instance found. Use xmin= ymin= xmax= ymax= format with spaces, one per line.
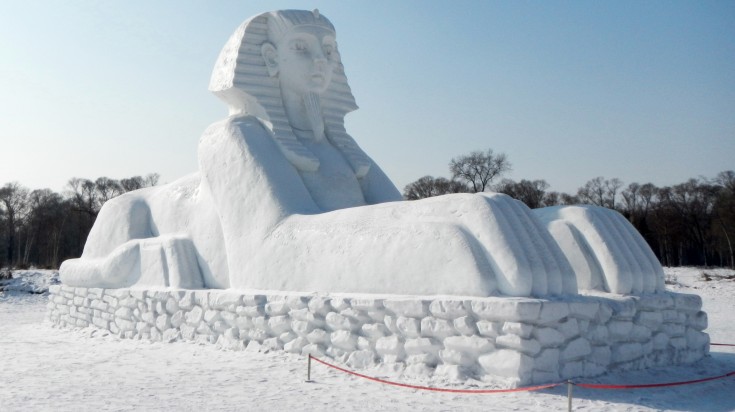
xmin=1 ymin=0 xmax=733 ymax=195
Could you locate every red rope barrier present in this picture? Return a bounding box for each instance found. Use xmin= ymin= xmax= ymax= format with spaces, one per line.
xmin=308 ymin=341 xmax=735 ymax=394
xmin=308 ymin=355 xmax=563 ymax=394
xmin=574 ymin=371 xmax=735 ymax=390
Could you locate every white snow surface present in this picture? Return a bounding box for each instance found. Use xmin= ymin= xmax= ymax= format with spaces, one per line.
xmin=0 ymin=269 xmax=60 ymax=294
xmin=1 ymin=267 xmax=734 ymax=411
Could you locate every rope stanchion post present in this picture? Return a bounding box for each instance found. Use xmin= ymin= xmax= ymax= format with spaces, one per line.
xmin=567 ymin=380 xmax=573 ymax=412
xmin=306 ymin=354 xmax=312 ymax=382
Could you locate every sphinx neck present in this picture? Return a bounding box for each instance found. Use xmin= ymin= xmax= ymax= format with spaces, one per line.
xmin=281 ymin=87 xmax=325 ymax=141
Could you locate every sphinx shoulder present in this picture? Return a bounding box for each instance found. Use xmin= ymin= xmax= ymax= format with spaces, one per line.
xmin=200 ymin=115 xmax=273 ymax=144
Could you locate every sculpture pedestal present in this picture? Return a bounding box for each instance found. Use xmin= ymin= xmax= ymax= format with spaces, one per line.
xmin=46 ymin=285 xmax=709 ymax=386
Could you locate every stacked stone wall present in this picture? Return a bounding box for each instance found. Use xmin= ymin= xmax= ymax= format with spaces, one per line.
xmin=46 ymin=286 xmax=709 ymax=386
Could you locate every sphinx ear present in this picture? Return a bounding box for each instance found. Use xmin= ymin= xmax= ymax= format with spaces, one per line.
xmin=261 ymin=43 xmax=279 ymax=76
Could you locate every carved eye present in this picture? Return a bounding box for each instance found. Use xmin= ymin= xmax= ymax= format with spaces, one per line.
xmin=292 ymin=40 xmax=308 ymax=52
xmin=323 ymin=45 xmax=334 ymax=56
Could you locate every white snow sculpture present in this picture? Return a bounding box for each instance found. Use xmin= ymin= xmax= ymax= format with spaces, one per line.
xmin=534 ymin=205 xmax=666 ymax=294
xmin=59 ymin=9 xmax=660 ymax=298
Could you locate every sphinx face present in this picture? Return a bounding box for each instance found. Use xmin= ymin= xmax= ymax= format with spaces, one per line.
xmin=270 ymin=25 xmax=338 ymax=96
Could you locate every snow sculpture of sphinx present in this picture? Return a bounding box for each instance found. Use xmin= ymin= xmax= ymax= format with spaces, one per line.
xmin=60 ymin=9 xmax=664 ymax=298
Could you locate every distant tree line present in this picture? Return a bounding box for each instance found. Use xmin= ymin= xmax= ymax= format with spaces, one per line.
xmin=0 ymin=174 xmax=159 ymax=269
xmin=3 ymin=154 xmax=733 ymax=270
xmin=404 ymin=149 xmax=735 ymax=268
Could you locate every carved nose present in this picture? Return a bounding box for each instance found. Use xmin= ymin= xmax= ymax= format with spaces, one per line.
xmin=314 ymin=58 xmax=327 ymax=70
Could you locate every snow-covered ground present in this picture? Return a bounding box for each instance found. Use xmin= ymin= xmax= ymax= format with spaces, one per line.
xmin=0 ymin=268 xmax=733 ymax=411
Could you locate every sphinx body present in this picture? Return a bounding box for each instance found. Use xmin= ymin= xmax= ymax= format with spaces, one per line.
xmin=60 ymin=10 xmax=664 ymax=298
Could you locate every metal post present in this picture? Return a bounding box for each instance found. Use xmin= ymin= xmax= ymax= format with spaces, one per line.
xmin=567 ymin=380 xmax=573 ymax=412
xmin=306 ymin=354 xmax=312 ymax=382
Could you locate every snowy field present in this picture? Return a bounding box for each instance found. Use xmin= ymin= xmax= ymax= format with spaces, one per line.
xmin=1 ymin=268 xmax=733 ymax=411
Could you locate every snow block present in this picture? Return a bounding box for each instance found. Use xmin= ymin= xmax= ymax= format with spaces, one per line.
xmin=347 ymin=350 xmax=376 ymax=369
xmin=395 ymin=316 xmax=421 ymax=338
xmin=264 ymin=300 xmax=289 ymax=316
xmin=534 ymin=327 xmax=565 ymax=348
xmin=476 ymin=320 xmax=501 ymax=338
xmin=375 ymin=336 xmax=404 ymax=358
xmin=453 ymin=316 xmax=477 ymax=336
xmin=479 ymin=350 xmax=533 ymax=379
xmin=589 ymin=346 xmax=612 ymax=366
xmin=612 ymin=342 xmax=643 ymax=363
xmin=284 ymin=337 xmax=307 ymax=353
xmin=306 ymin=328 xmax=329 ymax=345
xmin=330 ymin=330 xmax=358 ymax=351
xmin=538 ymin=302 xmax=571 ymax=324
xmin=635 ymin=311 xmax=664 ymax=329
xmin=637 ymin=294 xmax=674 ymax=311
xmin=608 ymin=320 xmax=634 ymax=341
xmin=587 ymin=325 xmax=609 ymax=344
xmin=674 ymin=293 xmax=702 ymax=314
xmin=495 ymin=335 xmax=541 ymax=356
xmin=428 ymin=300 xmax=468 ymax=319
xmin=686 ymin=328 xmax=709 ymax=348
xmin=361 ymin=323 xmax=389 ymax=339
xmin=557 ymin=318 xmax=580 ymax=339
xmin=349 ymin=298 xmax=382 ymax=311
xmin=210 ymin=293 xmax=242 ymax=310
xmin=470 ymin=299 xmax=542 ymax=322
xmin=561 ymin=337 xmax=592 ymax=361
xmin=567 ymin=301 xmax=598 ymax=321
xmin=443 ymin=335 xmax=494 ymax=356
xmin=325 ymin=312 xmax=358 ymax=331
xmin=438 ymin=349 xmax=475 ymax=367
xmin=535 ymin=348 xmax=560 ymax=372
xmin=383 ymin=300 xmax=428 ymax=318
xmin=404 ymin=337 xmax=440 ymax=356
xmin=502 ymin=321 xmax=534 ymax=339
xmin=688 ymin=311 xmax=708 ymax=331
xmin=420 ymin=317 xmax=455 ymax=339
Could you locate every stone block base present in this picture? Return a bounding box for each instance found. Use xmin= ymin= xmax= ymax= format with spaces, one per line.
xmin=46 ymin=285 xmax=709 ymax=386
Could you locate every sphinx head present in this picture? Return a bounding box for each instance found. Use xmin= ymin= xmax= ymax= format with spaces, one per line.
xmin=209 ymin=10 xmax=350 ymax=117
xmin=261 ymin=9 xmax=339 ymax=97
xmin=209 ymin=9 xmax=370 ymax=177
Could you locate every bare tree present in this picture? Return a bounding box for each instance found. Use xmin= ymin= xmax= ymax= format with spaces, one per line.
xmin=577 ymin=177 xmax=622 ymax=209
xmin=67 ymin=178 xmax=99 ymax=217
xmin=542 ymin=191 xmax=561 ymax=206
xmin=403 ymin=176 xmax=469 ymax=200
xmin=622 ymin=182 xmax=641 ymax=214
xmin=19 ymin=189 xmax=67 ymax=267
xmin=715 ymin=170 xmax=735 ymax=192
xmin=622 ymin=182 xmax=657 ymax=226
xmin=577 ymin=177 xmax=605 ymax=206
xmin=606 ymin=178 xmax=623 ymax=209
xmin=119 ymin=173 xmax=161 ymax=193
xmin=713 ymin=171 xmax=735 ymax=268
xmin=120 ymin=176 xmax=145 ymax=192
xmin=495 ymin=179 xmax=550 ymax=209
xmin=145 ymin=173 xmax=160 ymax=187
xmin=559 ymin=193 xmax=580 ymax=205
xmin=0 ymin=183 xmax=30 ymax=266
xmin=94 ymin=177 xmax=123 ymax=204
xmin=449 ymin=149 xmax=511 ymax=193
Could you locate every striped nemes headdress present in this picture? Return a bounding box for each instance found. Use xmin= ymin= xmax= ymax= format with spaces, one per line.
xmin=209 ymin=9 xmax=370 ymax=178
